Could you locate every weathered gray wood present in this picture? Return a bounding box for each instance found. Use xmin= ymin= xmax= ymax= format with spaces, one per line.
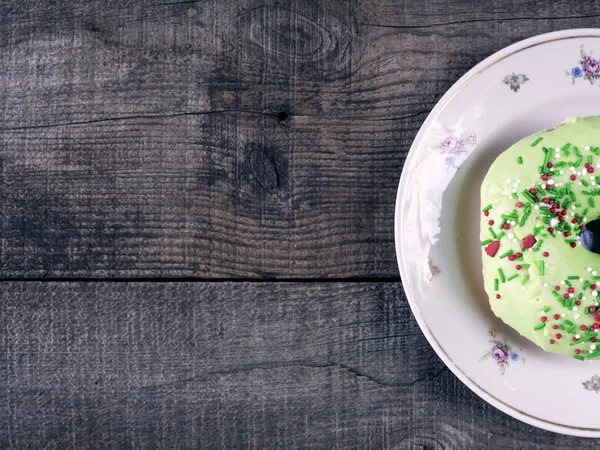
xmin=0 ymin=281 xmax=597 ymax=449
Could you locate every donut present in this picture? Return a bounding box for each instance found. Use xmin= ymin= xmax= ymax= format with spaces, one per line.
xmin=480 ymin=116 xmax=600 ymax=360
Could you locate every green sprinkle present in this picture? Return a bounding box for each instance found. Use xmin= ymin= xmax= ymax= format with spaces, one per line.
xmin=562 ymin=143 xmax=572 ymax=152
xmin=559 ymin=323 xmax=566 ymax=330
xmin=494 ymin=278 xmax=499 ymax=291
xmin=583 ymin=208 xmax=589 ymax=215
xmin=569 ymin=332 xmax=598 ymax=345
xmin=542 ymin=148 xmax=552 ymax=170
xmin=518 ymin=156 xmax=523 ymax=164
xmin=564 ymin=320 xmax=574 ymax=326
xmin=522 ymin=190 xmax=535 ymax=202
xmin=538 ymin=166 xmax=543 ymax=174
xmin=533 ymin=226 xmax=544 ymax=236
xmin=568 ymin=324 xmax=576 ymax=334
xmin=512 ymin=192 xmax=518 ymax=199
xmin=488 ymin=228 xmax=497 ymax=238
xmin=482 ymin=205 xmax=493 ymax=212
xmin=519 ymin=211 xmax=531 ymax=227
xmin=586 ymin=306 xmax=591 ymax=314
xmin=568 ymin=276 xmax=580 ymax=280
xmin=565 ymin=280 xmax=572 ymax=287
xmin=507 ymin=274 xmax=518 ymax=281
xmin=589 ymin=155 xmax=594 ymax=164
xmin=593 ymin=276 xmax=600 ymax=280
xmin=566 ymin=239 xmax=578 ymax=244
xmin=531 ymin=137 xmax=543 ymax=147
xmin=587 ymin=352 xmax=600 ymax=359
xmin=574 ymin=354 xmax=585 ymax=361
xmin=481 ymin=239 xmax=492 ymax=246
xmin=552 ymin=290 xmax=560 ymax=298
xmin=570 ymin=191 xmax=576 ymax=202
xmin=539 ymin=260 xmax=545 ymax=276
xmin=583 ymin=280 xmax=591 ymax=290
xmin=499 ymin=268 xmax=506 ymax=283
xmin=596 ymin=176 xmax=600 ymax=185
xmin=583 ymin=190 xmax=591 ymax=195
xmin=578 ymin=293 xmax=584 ymax=300
xmin=534 ymin=322 xmax=546 ymax=330
xmin=520 ymin=264 xmax=531 ymax=268
xmin=497 ymin=231 xmax=505 ymax=240
xmin=499 ymin=250 xmax=514 ymax=259
xmin=590 ymin=197 xmax=596 ymax=207
xmin=543 ymin=305 xmax=550 ymax=313
xmin=521 ymin=274 xmax=529 ymax=285
xmin=574 ymin=146 xmax=581 ymax=156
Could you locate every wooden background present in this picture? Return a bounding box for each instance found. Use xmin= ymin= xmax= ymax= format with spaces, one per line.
xmin=1 ymin=0 xmax=600 ymax=448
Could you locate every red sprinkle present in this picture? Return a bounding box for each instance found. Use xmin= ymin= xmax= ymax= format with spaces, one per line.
xmin=549 ymin=339 xmax=555 ymax=345
xmin=570 ymin=242 xmax=577 ymax=248
xmin=554 ymin=314 xmax=560 ymax=320
xmin=581 ymin=325 xmax=588 ymax=331
xmin=484 ymin=211 xmax=489 ymax=216
xmin=541 ymin=316 xmax=547 ymax=323
xmin=515 ymin=252 xmax=522 ymax=258
xmin=561 ymin=210 xmax=568 ymax=216
xmin=503 ymin=223 xmax=510 ymax=230
xmin=573 ymin=337 xmax=579 ymax=342
xmin=516 ymin=265 xmax=522 ymax=270
xmin=593 ymin=338 xmax=597 ymax=343
xmin=547 ymin=162 xmax=553 ymax=168
xmin=591 ymin=306 xmax=597 ymax=313
xmin=496 ymin=294 xmax=501 ymax=299
xmin=508 ymin=255 xmax=516 ymax=261
xmin=568 ymin=287 xmax=575 ymax=293
xmin=594 ymin=312 xmax=600 ymax=322
xmin=485 ymin=241 xmax=501 ymax=257
xmin=555 ymin=286 xmax=561 ymax=291
xmin=516 ymin=201 xmax=524 ymax=208
xmin=586 ymin=163 xmax=591 ymax=168
xmin=541 ymin=174 xmax=549 ymax=181
xmin=488 ymin=220 xmax=494 ymax=225
xmin=570 ymin=174 xmax=577 ymax=181
xmin=556 ymin=333 xmax=562 ymax=339
xmin=572 ymin=218 xmax=579 ymax=224
xmin=552 ymin=324 xmax=558 ymax=329
xmin=522 ymin=234 xmax=537 ymax=249
xmin=564 ymin=231 xmax=571 ymax=237
xmin=580 ymin=225 xmax=585 ymax=230
xmin=564 ymin=293 xmax=570 ymax=299
xmin=575 ymin=349 xmax=581 ymax=354
xmin=543 ymin=251 xmax=549 ymax=257
xmin=530 ymin=188 xmax=537 ymax=194
xmin=543 ymin=198 xmax=549 ymax=204
xmin=547 ymin=227 xmax=554 ymax=233
xmin=589 ymin=167 xmax=596 ymax=173
xmin=592 ymin=284 xmax=597 ymax=290
xmin=576 ymin=300 xmax=582 ymax=306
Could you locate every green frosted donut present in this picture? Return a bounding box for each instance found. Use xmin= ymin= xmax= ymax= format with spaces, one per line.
xmin=481 ymin=116 xmax=600 ymax=360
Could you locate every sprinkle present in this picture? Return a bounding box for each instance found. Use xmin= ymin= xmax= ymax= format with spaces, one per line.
xmin=585 ymin=145 xmax=591 ymax=151
xmin=481 ymin=239 xmax=492 ymax=246
xmin=583 ymin=281 xmax=591 ymax=290
xmin=534 ymin=323 xmax=546 ymax=330
xmin=539 ymin=261 xmax=545 ymax=275
xmin=499 ymin=250 xmax=514 ymax=259
xmin=494 ymin=279 xmax=499 ymax=291
xmin=482 ymin=205 xmax=493 ymax=212
xmin=518 ymin=156 xmax=523 ymax=164
xmin=531 ymin=137 xmax=543 ymax=147
xmin=574 ymin=354 xmax=585 ymax=361
xmin=568 ymin=276 xmax=580 ymax=280
xmin=488 ymin=228 xmax=497 ymax=238
xmin=521 ymin=274 xmax=529 ymax=285
xmin=543 ymin=306 xmax=550 ymax=313
xmin=507 ymin=274 xmax=518 ymax=281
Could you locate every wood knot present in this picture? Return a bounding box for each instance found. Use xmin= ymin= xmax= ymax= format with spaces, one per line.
xmin=248 ymin=144 xmax=280 ymax=192
xmin=398 ymin=435 xmax=445 ymax=450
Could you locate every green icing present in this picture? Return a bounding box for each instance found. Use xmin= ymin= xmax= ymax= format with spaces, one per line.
xmin=481 ymin=116 xmax=600 ymax=359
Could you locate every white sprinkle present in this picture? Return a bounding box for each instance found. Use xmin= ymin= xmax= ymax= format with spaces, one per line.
xmin=595 ymin=302 xmax=599 ymax=306
xmin=570 ymin=166 xmax=576 ymax=172
xmin=585 ymin=217 xmax=588 ymax=222
xmin=572 ymin=205 xmax=576 ymax=210
xmin=557 ymin=182 xmax=564 ymax=187
xmin=512 ymin=238 xmax=517 ymax=243
xmin=592 ymin=182 xmax=597 ymax=186
xmin=513 ymin=183 xmax=518 ymax=188
xmin=560 ymin=170 xmax=565 ymax=175
xmin=586 ymin=145 xmax=591 ymax=151
xmin=579 ymin=182 xmax=583 ymax=185
xmin=511 ymin=221 xmax=516 ymax=225
xmin=544 ymin=283 xmax=548 ymax=287
xmin=534 ymin=205 xmax=539 ymax=210
xmin=583 ymin=296 xmax=587 ymax=301
xmin=587 ymin=267 xmax=592 ymax=272
xmin=570 ymin=293 xmax=575 ymax=298
xmin=575 ymin=314 xmax=581 ymax=319
xmin=561 ymin=280 xmax=565 ymax=285
xmin=592 ymin=344 xmax=597 ymax=350
xmin=548 ymin=179 xmax=555 ymax=185
xmin=541 ymin=184 xmax=546 ymax=190
xmin=521 ymin=286 xmax=526 ymax=290
xmin=580 ymin=278 xmax=584 ymax=282
xmin=528 ymin=248 xmax=532 ymax=252
xmin=578 ymin=171 xmax=583 ymax=176
xmin=512 ymin=189 xmax=517 ymax=193
xmin=517 ymin=179 xmax=521 ymax=183
xmin=551 ymin=218 xmax=559 ymax=226
xmin=508 ymin=233 xmax=514 ymax=238
xmin=555 ymin=153 xmax=561 ymax=158
xmin=506 ymin=178 xmax=511 ymax=184
xmin=576 ymin=334 xmax=581 ymax=339
xmin=592 ymin=176 xmax=596 ymax=181
xmin=594 ymin=271 xmax=598 ymax=276
xmin=597 ymin=164 xmax=600 ymax=168
xmin=556 ymin=147 xmax=561 ymax=152
xmin=593 ymin=291 xmax=598 ymax=297
xmin=561 ymin=313 xmax=566 ymax=317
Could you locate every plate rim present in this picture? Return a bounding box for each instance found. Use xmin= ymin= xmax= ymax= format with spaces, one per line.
xmin=394 ymin=28 xmax=600 ymax=437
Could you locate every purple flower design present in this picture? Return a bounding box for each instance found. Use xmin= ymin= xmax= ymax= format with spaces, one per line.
xmin=491 ymin=344 xmax=509 ymax=365
xmin=582 ymin=56 xmax=600 ymax=78
xmin=440 ymin=136 xmax=463 ymax=154
xmin=480 ymin=327 xmax=523 ymax=375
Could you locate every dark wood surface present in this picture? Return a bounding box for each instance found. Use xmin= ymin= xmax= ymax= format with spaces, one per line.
xmin=2 ymin=0 xmax=600 ymax=448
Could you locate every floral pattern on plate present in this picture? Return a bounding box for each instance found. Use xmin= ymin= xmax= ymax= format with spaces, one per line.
xmin=434 ymin=126 xmax=477 ymax=169
xmin=480 ymin=327 xmax=524 ymax=375
xmin=566 ymin=45 xmax=600 ymax=85
xmin=583 ymin=374 xmax=600 ymax=393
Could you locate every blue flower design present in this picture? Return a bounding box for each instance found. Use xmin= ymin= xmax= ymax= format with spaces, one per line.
xmin=444 ymin=156 xmax=455 ymax=168
xmin=572 ymin=67 xmax=583 ymax=78
xmin=509 ymin=351 xmax=519 ymax=361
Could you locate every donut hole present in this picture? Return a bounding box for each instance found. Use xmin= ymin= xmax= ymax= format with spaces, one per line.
xmin=580 ymin=218 xmax=600 ymax=254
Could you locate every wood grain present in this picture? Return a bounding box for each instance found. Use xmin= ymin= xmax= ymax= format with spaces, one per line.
xmin=0 ymin=281 xmax=595 ymax=449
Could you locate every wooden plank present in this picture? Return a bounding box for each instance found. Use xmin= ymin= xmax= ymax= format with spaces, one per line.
xmin=0 ymin=281 xmax=595 ymax=448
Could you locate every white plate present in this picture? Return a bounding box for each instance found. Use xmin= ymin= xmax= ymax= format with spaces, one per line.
xmin=395 ymin=29 xmax=600 ymax=437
